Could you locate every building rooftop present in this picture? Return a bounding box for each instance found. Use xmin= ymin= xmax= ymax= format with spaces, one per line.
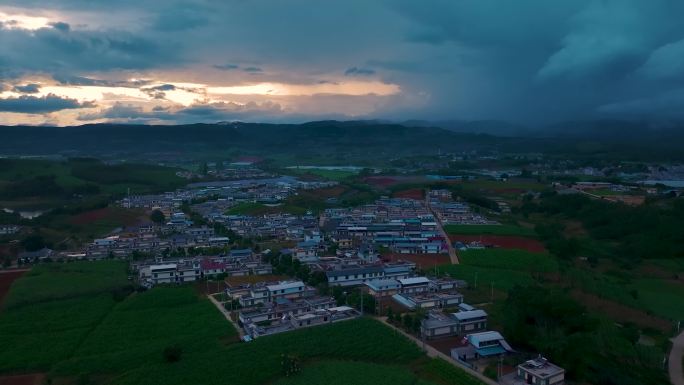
xmin=453 ymin=309 xmax=487 ymax=321
xmin=267 ymin=281 xmax=305 ymax=292
xmin=398 ymin=277 xmax=431 ymax=286
xmin=519 ymin=357 xmax=565 ymax=379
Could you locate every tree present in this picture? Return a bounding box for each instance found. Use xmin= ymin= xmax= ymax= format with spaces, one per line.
xmin=402 ymin=313 xmax=413 ymax=331
xmin=386 ymin=307 xmax=394 ymax=323
xmin=21 ymin=233 xmax=46 ymax=252
xmin=199 ymin=162 xmax=209 ymax=175
xmin=150 ymin=209 xmax=166 ymax=225
xmin=163 ymin=345 xmax=183 ymax=363
xmin=281 ymin=353 xmax=300 ymax=376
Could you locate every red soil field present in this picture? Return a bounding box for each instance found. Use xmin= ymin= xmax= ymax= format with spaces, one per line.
xmin=0 ymin=270 xmax=27 ymax=305
xmin=69 ymin=207 xmax=143 ymax=227
xmin=449 ymin=235 xmax=546 ymax=253
xmin=363 ymin=176 xmax=398 ymax=187
xmin=69 ymin=207 xmax=111 ymax=225
xmin=393 ymin=188 xmax=424 ymax=200
xmin=381 ymin=253 xmax=451 ymax=269
xmin=0 ymin=374 xmax=45 ymax=385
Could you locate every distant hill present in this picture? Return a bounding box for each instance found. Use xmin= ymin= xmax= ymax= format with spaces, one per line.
xmin=1 ymin=120 xmax=683 ymax=161
xmin=0 ymin=121 xmax=505 ymax=160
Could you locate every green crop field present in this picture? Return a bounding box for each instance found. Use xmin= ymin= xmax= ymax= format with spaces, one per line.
xmin=2 ymin=261 xmax=128 ymax=309
xmin=439 ymin=264 xmax=536 ymax=293
xmin=445 ymin=224 xmax=537 ymax=237
xmin=459 ymin=249 xmax=558 ymax=273
xmin=286 ymin=168 xmax=358 ymax=181
xmin=273 ymin=360 xmax=434 ymax=385
xmin=568 ymin=268 xmax=684 ymax=320
xmin=0 ymin=260 xmax=487 ymax=385
xmin=0 ymin=294 xmax=120 ymax=372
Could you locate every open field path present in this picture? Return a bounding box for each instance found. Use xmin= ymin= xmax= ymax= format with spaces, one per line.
xmin=375 ymin=316 xmax=495 ymax=385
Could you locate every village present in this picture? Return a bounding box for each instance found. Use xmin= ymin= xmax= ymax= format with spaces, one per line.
xmin=32 ymin=169 xmax=560 ymax=385
xmin=6 ymin=159 xmax=684 ymax=385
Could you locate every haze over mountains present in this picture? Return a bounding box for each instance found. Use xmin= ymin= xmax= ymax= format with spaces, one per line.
xmin=2 ymin=120 xmax=683 ymax=161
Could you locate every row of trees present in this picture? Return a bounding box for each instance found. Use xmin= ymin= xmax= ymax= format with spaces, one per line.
xmin=519 ymin=192 xmax=684 ymax=261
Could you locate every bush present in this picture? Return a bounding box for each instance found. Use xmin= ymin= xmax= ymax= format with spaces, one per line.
xmin=281 ymin=353 xmax=300 ymax=377
xmin=163 ymin=345 xmax=183 ymax=363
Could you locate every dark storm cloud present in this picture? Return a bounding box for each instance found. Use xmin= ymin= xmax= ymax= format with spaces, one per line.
xmin=4 ymin=0 xmax=684 ymax=123
xmin=0 ymin=94 xmax=94 ymax=113
xmin=49 ymin=22 xmax=70 ymax=32
xmin=0 ymin=23 xmax=180 ymax=78
xmin=52 ymin=74 xmax=152 ymax=87
xmin=13 ymin=84 xmax=41 ymax=93
xmin=344 ymin=67 xmax=376 ymax=76
xmin=79 ymin=100 xmax=284 ymax=123
xmin=213 ymin=64 xmax=239 ymax=70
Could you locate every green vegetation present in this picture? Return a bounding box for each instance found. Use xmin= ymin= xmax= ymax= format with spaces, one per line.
xmin=439 ymin=264 xmax=536 ymax=293
xmin=520 ymin=193 xmax=684 ymax=261
xmin=567 ymin=269 xmax=684 ymax=320
xmin=0 ymin=294 xmax=121 ymax=372
xmin=459 ymin=249 xmax=558 ymax=273
xmin=3 ymin=261 xmax=128 ymax=309
xmin=417 ymin=359 xmax=487 ymax=385
xmin=502 ymin=286 xmax=668 ymax=385
xmin=287 ymin=168 xmax=358 ymax=181
xmin=444 ymin=224 xmax=537 ymax=237
xmin=273 ymin=360 xmax=432 ymax=385
xmin=0 ymin=260 xmax=488 ymax=385
xmin=0 ymin=158 xmax=184 ymax=205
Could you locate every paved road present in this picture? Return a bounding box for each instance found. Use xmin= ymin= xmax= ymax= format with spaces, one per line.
xmin=426 ymin=191 xmax=460 ymax=264
xmin=207 ymin=294 xmax=244 ymax=339
xmin=670 ymin=330 xmax=684 ymax=385
xmin=376 ymin=317 xmax=496 ymax=385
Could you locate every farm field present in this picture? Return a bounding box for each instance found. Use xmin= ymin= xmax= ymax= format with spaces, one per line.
xmin=382 ymin=253 xmax=450 ymax=270
xmin=288 ymin=168 xmax=358 ymax=181
xmin=272 ymin=360 xmax=432 ymax=385
xmin=444 ymin=224 xmax=537 ymax=237
xmin=2 ymin=261 xmax=128 ymax=309
xmin=0 ymin=261 xmax=487 ymax=385
xmin=568 ymin=268 xmax=684 ymax=321
xmin=0 ymin=158 xmax=184 ymax=200
xmin=449 ymin=235 xmax=546 ymax=253
xmin=0 ymin=270 xmax=26 ymax=305
xmin=438 ymin=264 xmax=536 ymax=293
xmin=458 ymin=249 xmax=558 ymax=273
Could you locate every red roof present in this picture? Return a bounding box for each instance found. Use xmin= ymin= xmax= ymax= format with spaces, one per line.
xmin=200 ymin=259 xmax=226 ymax=270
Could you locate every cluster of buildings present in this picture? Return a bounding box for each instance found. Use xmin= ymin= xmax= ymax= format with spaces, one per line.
xmin=85 ymin=221 xmax=230 ymax=259
xmin=428 ymin=190 xmax=498 ymax=224
xmin=0 ymin=224 xmax=20 ymax=235
xmin=322 ymin=197 xmax=449 ymax=257
xmin=227 ymin=279 xmax=360 ymax=339
xmin=134 ymin=248 xmax=272 ymax=285
xmin=216 ymin=214 xmax=319 ymax=240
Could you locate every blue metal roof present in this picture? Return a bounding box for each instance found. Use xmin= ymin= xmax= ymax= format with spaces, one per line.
xmin=476 ymin=346 xmax=506 ymax=356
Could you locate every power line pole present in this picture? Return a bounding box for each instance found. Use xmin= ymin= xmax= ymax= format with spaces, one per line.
xmin=490 ymin=282 xmax=494 ymax=302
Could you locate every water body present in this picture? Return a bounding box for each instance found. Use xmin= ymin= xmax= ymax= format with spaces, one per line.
xmin=640 ymin=180 xmax=684 ymax=188
xmin=287 ymin=165 xmax=363 ymax=171
xmin=3 ymin=208 xmax=45 ymax=219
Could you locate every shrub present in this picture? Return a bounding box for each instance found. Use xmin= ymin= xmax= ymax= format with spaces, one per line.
xmin=163 ymin=345 xmax=183 ymax=363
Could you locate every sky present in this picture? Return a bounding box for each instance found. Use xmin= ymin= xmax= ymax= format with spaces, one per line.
xmin=1 ymin=0 xmax=684 ymax=126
